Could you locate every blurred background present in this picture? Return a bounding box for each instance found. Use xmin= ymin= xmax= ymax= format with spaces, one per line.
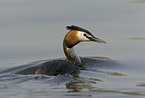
xmin=0 ymin=0 xmax=145 ymax=97
xmin=0 ymin=0 xmax=144 ymax=68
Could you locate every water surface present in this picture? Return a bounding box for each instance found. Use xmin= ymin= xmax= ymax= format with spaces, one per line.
xmin=0 ymin=0 xmax=145 ymax=98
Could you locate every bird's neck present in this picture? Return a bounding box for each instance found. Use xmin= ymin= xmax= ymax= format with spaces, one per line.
xmin=63 ymin=42 xmax=81 ymax=66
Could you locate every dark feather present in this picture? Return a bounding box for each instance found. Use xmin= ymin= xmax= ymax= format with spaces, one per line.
xmin=36 ymin=60 xmax=77 ymax=75
xmin=66 ymin=25 xmax=94 ymax=36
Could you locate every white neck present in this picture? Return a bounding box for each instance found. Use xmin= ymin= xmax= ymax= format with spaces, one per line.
xmin=63 ymin=44 xmax=81 ymax=66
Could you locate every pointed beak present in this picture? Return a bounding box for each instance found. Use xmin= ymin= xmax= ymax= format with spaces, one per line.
xmin=89 ymin=36 xmax=106 ymax=43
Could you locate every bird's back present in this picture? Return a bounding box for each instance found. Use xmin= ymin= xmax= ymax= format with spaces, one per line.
xmin=35 ymin=60 xmax=77 ymax=75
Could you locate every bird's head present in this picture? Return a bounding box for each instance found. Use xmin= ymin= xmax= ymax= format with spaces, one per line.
xmin=64 ymin=25 xmax=106 ymax=48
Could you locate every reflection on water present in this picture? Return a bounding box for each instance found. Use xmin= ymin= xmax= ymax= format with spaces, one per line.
xmin=66 ymin=81 xmax=145 ymax=96
xmin=0 ymin=57 xmax=145 ymax=97
xmin=137 ymin=83 xmax=145 ymax=87
xmin=0 ymin=0 xmax=145 ymax=97
xmin=128 ymin=37 xmax=145 ymax=40
xmin=0 ymin=57 xmax=128 ymax=96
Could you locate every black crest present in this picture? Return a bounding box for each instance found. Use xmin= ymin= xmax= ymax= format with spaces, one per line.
xmin=66 ymin=25 xmax=93 ymax=36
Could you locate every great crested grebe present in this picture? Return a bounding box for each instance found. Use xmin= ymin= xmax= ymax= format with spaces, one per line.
xmin=35 ymin=25 xmax=106 ymax=75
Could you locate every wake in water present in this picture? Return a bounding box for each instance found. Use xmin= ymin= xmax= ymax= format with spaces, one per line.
xmin=0 ymin=57 xmax=125 ymax=85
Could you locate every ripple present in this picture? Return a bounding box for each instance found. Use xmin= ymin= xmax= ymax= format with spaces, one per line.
xmin=128 ymin=37 xmax=145 ymax=40
xmin=0 ymin=57 xmax=127 ymax=96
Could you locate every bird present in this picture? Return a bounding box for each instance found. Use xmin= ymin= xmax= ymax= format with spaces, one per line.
xmin=35 ymin=25 xmax=106 ymax=76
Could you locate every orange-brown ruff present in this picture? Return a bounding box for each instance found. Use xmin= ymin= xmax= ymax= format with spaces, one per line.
xmin=35 ymin=25 xmax=106 ymax=75
xmin=64 ymin=30 xmax=79 ymax=48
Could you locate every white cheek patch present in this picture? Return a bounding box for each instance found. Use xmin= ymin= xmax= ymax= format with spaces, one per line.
xmin=77 ymin=31 xmax=90 ymax=41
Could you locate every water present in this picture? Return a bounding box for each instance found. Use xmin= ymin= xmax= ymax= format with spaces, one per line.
xmin=0 ymin=0 xmax=145 ymax=98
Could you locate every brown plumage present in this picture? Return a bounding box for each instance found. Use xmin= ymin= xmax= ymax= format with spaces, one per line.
xmin=35 ymin=60 xmax=77 ymax=75
xmin=64 ymin=30 xmax=79 ymax=48
xmin=35 ymin=25 xmax=106 ymax=76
